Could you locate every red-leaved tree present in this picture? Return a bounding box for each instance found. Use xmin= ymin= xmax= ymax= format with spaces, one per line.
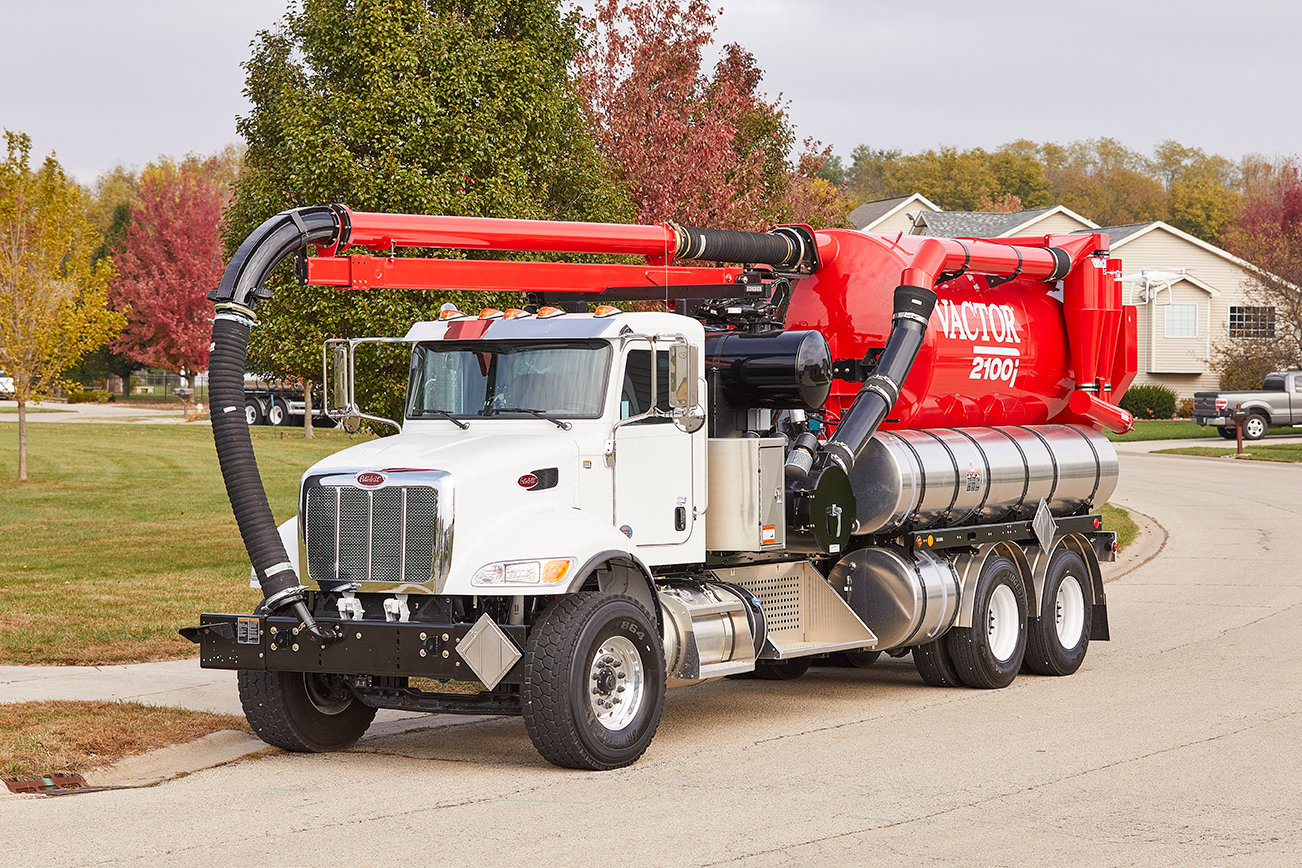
xmin=112 ymin=158 xmax=229 ymax=396
xmin=1216 ymin=160 xmax=1302 ymax=386
xmin=577 ymin=0 xmax=845 ymax=230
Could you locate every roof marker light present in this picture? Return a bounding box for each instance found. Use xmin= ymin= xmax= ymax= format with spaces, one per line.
xmin=438 ymin=303 xmax=468 ymax=320
xmin=503 ymin=308 xmax=532 ymax=319
xmin=536 ymin=306 xmax=565 ymax=319
xmin=479 ymin=308 xmax=504 ymax=320
xmin=593 ymin=305 xmax=622 ymax=318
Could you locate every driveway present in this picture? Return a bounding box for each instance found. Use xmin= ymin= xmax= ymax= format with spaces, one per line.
xmin=2 ymin=448 xmax=1299 ymax=865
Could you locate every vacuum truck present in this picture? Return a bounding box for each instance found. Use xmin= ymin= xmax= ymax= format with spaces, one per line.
xmin=184 ymin=205 xmax=1137 ymax=770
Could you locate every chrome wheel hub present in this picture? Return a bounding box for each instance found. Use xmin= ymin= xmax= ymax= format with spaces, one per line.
xmin=588 ymin=636 xmax=644 ymax=731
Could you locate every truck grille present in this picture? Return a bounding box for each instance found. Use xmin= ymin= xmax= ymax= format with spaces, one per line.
xmin=303 ymin=474 xmax=451 ymax=587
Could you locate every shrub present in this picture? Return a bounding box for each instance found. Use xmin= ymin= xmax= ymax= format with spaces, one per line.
xmin=1176 ymin=397 xmax=1195 ymax=418
xmin=1119 ymin=384 xmax=1178 ymax=420
xmin=67 ymin=389 xmax=112 ymax=404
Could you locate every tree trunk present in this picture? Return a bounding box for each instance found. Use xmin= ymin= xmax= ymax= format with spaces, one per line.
xmin=303 ymin=378 xmax=316 ymax=439
xmin=17 ymin=398 xmax=27 ymax=481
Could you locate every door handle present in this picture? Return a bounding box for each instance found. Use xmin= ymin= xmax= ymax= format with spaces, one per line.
xmin=674 ymin=506 xmax=687 ymax=532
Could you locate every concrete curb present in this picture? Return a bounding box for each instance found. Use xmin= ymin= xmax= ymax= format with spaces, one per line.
xmin=86 ymin=730 xmax=268 ymax=789
xmin=1102 ymin=506 xmax=1167 ymax=584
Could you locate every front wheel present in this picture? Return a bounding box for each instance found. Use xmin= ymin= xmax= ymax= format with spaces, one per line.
xmin=237 ymin=670 xmax=376 ymax=752
xmin=945 ymin=555 xmax=1027 ymax=689
xmin=1024 ymin=550 xmax=1093 ymax=676
xmin=522 ymin=593 xmax=666 ymax=770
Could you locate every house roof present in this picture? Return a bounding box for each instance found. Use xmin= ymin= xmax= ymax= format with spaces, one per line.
xmin=849 ymin=193 xmax=940 ymax=231
xmin=913 ymin=204 xmax=1097 ymax=238
xmin=1079 ymin=223 xmax=1154 ymax=245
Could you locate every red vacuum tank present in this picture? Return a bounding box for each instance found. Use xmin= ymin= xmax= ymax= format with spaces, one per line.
xmin=784 ymin=230 xmax=1130 ymax=431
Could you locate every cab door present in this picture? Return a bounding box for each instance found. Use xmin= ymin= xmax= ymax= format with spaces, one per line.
xmin=612 ymin=346 xmax=694 ymax=547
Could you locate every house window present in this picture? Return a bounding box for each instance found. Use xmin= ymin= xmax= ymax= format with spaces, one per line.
xmin=1229 ymin=305 xmax=1276 ymax=338
xmin=1164 ymin=304 xmax=1197 ymax=338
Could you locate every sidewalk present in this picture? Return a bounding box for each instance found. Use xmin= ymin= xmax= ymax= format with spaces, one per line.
xmin=0 ymin=399 xmax=191 ymax=424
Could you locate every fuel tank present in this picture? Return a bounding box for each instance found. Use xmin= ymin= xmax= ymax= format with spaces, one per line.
xmin=785 ymin=230 xmax=1077 ymax=429
xmin=851 ymin=424 xmax=1117 ymax=536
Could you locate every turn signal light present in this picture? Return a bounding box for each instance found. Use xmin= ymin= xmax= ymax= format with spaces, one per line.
xmin=536 ymin=306 xmax=565 ymax=319
xmin=542 ymin=559 xmax=571 ymax=584
xmin=593 ymin=305 xmax=622 ymax=317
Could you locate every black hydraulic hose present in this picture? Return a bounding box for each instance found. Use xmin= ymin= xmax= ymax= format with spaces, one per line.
xmin=820 ymin=284 xmax=938 ymax=474
xmin=208 ymin=207 xmax=340 ymax=638
xmin=673 ymin=224 xmax=817 ymax=272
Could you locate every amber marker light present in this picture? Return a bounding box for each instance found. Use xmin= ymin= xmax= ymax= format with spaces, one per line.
xmin=543 ymin=559 xmax=572 ymax=584
xmin=593 ymin=305 xmax=622 ymax=317
xmin=536 ymin=306 xmax=565 ymax=318
xmin=479 ymin=308 xmax=504 ymax=319
xmin=503 ymin=308 xmax=531 ymax=318
xmin=439 ymin=307 xmax=468 ymax=320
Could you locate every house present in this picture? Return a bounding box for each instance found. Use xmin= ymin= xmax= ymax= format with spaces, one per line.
xmin=851 ymin=196 xmax=1271 ymax=398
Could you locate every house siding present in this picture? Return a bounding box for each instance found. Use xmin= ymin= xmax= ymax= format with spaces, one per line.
xmin=1113 ymin=228 xmax=1261 ymax=397
xmin=1018 ymin=211 xmax=1094 ymax=236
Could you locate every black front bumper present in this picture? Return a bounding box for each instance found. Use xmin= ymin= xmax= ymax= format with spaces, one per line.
xmin=182 ymin=613 xmax=528 ymax=684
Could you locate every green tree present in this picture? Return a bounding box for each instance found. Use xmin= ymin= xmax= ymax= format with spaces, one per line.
xmin=225 ymin=0 xmax=628 ymax=431
xmin=0 ymin=131 xmax=125 ymax=480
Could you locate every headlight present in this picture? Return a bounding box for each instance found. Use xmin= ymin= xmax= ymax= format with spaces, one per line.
xmin=471 ymin=558 xmax=572 ymax=587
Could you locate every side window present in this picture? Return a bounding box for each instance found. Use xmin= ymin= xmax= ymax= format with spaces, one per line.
xmin=620 ymin=349 xmax=670 ymax=420
xmin=1293 ymin=376 xmax=1302 ymax=394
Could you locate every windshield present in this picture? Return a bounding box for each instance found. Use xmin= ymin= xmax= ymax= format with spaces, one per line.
xmin=406 ymin=340 xmax=612 ymax=420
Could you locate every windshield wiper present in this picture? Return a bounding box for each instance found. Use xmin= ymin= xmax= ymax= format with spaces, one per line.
xmin=489 ymin=407 xmax=572 ymax=430
xmin=414 ymin=409 xmax=469 ymax=429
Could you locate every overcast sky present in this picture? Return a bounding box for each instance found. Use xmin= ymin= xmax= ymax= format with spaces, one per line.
xmin=3 ymin=0 xmax=1298 ymax=184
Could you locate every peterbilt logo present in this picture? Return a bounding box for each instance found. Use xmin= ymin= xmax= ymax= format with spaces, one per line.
xmin=355 ymin=471 xmax=386 ymax=487
xmin=517 ymin=473 xmax=539 ymax=489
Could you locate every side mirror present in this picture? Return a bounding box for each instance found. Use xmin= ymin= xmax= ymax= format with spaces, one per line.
xmin=668 ymin=341 xmax=698 ymax=410
xmin=323 ymin=340 xmax=355 ymax=418
xmin=667 ymin=340 xmax=704 ymax=433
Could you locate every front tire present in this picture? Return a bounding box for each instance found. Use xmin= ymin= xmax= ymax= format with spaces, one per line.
xmin=237 ymin=670 xmax=376 ymax=752
xmin=522 ymin=593 xmax=665 ymax=770
xmin=1025 ymin=550 xmax=1093 ymax=676
xmin=945 ymin=555 xmax=1027 ymax=689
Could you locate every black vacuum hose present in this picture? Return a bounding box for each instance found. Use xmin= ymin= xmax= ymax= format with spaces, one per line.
xmin=208 ymin=207 xmax=340 ymax=635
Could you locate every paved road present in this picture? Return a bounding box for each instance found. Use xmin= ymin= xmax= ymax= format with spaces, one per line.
xmin=0 ymin=399 xmax=189 ymax=423
xmin=3 ymin=448 xmax=1301 ymax=865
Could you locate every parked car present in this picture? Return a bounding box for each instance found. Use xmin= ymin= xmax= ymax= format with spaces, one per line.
xmin=1194 ymin=371 xmax=1302 ymax=440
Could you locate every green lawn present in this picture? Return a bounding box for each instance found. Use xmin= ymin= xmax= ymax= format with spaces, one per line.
xmin=1105 ymin=419 xmax=1221 ymax=442
xmin=1100 ymin=503 xmax=1138 ymax=552
xmin=1154 ymin=443 xmax=1302 ymax=463
xmin=0 ymin=424 xmax=368 ymax=665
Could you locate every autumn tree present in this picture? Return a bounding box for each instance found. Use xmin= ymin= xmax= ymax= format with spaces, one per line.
xmin=0 ymin=131 xmax=125 ymax=480
xmin=111 ymin=157 xmax=231 ymax=403
xmin=577 ymin=0 xmax=843 ymax=230
xmin=1218 ymin=160 xmax=1302 ymax=383
xmin=226 ymin=0 xmax=626 ymax=431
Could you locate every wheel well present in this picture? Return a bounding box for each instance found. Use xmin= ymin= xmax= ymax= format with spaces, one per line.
xmin=573 ymin=552 xmax=662 ymax=632
xmin=953 ymin=541 xmax=1032 ymax=629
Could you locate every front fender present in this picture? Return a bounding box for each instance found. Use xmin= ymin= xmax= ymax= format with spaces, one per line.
xmin=441 ymin=504 xmax=643 ymax=596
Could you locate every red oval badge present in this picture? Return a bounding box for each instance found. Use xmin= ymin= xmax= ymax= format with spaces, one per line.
xmin=356 ymin=471 xmax=386 ymax=487
xmin=517 ymin=473 xmax=539 ymax=489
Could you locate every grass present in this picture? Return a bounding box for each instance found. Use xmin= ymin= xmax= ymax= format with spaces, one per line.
xmin=0 ymin=700 xmax=248 ymax=780
xmin=1153 ymin=443 xmax=1302 ymax=463
xmin=0 ymin=423 xmax=368 ymax=665
xmin=1101 ymin=503 xmax=1139 ymax=552
xmin=1105 ymin=419 xmax=1221 ymax=442
xmin=0 ymin=407 xmax=73 ymax=414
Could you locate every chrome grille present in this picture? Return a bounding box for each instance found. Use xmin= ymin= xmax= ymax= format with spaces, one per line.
xmin=304 ymin=476 xmax=449 ymax=587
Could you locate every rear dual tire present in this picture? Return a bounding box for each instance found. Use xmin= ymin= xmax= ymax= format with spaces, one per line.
xmin=1024 ymin=550 xmax=1093 ymax=676
xmin=944 ymin=555 xmax=1028 ymax=689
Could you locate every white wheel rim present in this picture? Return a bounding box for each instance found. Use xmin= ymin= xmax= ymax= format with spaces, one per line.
xmin=270 ymin=406 xmax=283 ymax=424
xmin=1246 ymin=418 xmax=1265 ymax=438
xmin=1055 ymin=574 xmax=1086 ymax=649
xmin=588 ymin=635 xmax=645 ymax=731
xmin=245 ymin=405 xmax=258 ymax=425
xmin=986 ymin=583 xmax=1020 ymax=662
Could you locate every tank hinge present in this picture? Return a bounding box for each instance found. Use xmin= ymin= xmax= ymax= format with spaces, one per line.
xmin=832 ymin=348 xmax=884 ymax=383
